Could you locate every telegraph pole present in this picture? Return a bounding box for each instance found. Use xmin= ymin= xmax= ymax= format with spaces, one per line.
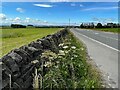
xmin=69 ymin=18 xmax=70 ymax=28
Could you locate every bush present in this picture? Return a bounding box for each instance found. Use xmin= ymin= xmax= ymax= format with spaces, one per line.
xmin=11 ymin=24 xmax=26 ymax=28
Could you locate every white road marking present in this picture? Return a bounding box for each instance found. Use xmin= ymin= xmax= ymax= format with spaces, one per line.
xmin=80 ymin=29 xmax=118 ymax=41
xmin=77 ymin=32 xmax=120 ymax=52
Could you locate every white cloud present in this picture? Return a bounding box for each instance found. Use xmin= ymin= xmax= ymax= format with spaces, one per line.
xmin=71 ymin=3 xmax=76 ymax=6
xmin=33 ymin=4 xmax=53 ymax=8
xmin=0 ymin=13 xmax=6 ymax=20
xmin=82 ymin=7 xmax=119 ymax=11
xmin=92 ymin=17 xmax=117 ymax=24
xmin=80 ymin=4 xmax=83 ymax=7
xmin=14 ymin=17 xmax=21 ymax=21
xmin=26 ymin=17 xmax=30 ymax=20
xmin=16 ymin=8 xmax=24 ymax=13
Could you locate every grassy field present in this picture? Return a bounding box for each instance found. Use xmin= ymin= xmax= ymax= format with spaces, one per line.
xmin=90 ymin=28 xmax=119 ymax=33
xmin=0 ymin=28 xmax=62 ymax=57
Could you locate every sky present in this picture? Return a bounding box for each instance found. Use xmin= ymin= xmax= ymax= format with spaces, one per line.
xmin=0 ymin=2 xmax=119 ymax=26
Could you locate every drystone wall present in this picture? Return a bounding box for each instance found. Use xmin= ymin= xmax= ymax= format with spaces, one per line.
xmin=1 ymin=28 xmax=68 ymax=89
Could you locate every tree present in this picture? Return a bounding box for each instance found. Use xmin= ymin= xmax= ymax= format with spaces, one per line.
xmin=96 ymin=23 xmax=102 ymax=28
xmin=11 ymin=24 xmax=26 ymax=28
xmin=80 ymin=23 xmax=84 ymax=28
xmin=90 ymin=22 xmax=95 ymax=28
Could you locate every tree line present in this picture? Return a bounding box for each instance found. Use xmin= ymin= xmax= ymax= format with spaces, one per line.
xmin=80 ymin=23 xmax=120 ymax=28
xmin=2 ymin=23 xmax=119 ymax=29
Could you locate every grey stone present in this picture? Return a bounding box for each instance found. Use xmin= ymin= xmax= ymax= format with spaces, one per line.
xmin=21 ymin=66 xmax=34 ymax=81
xmin=28 ymin=41 xmax=43 ymax=50
xmin=8 ymin=51 xmax=22 ymax=64
xmin=14 ymin=49 xmax=31 ymax=64
xmin=46 ymin=36 xmax=59 ymax=53
xmin=21 ymin=63 xmax=33 ymax=75
xmin=13 ymin=78 xmax=24 ymax=88
xmin=2 ymin=63 xmax=12 ymax=79
xmin=9 ymin=62 xmax=19 ymax=73
xmin=21 ymin=46 xmax=42 ymax=59
xmin=23 ymin=76 xmax=32 ymax=88
xmin=2 ymin=56 xmax=19 ymax=73
xmin=41 ymin=39 xmax=51 ymax=49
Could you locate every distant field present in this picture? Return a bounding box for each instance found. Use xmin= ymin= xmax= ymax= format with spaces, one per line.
xmin=0 ymin=28 xmax=62 ymax=57
xmin=91 ymin=28 xmax=119 ymax=33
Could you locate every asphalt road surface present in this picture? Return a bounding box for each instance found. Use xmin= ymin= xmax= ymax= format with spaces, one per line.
xmin=71 ymin=28 xmax=119 ymax=88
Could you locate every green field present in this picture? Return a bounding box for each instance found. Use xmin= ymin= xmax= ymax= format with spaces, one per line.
xmin=91 ymin=28 xmax=119 ymax=33
xmin=1 ymin=28 xmax=62 ymax=57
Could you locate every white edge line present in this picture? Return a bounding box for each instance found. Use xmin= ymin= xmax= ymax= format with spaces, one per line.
xmin=76 ymin=30 xmax=120 ymax=52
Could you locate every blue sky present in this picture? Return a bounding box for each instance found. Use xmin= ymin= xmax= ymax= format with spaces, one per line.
xmin=0 ymin=2 xmax=119 ymax=26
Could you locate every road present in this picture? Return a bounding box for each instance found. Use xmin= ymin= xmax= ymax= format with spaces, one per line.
xmin=70 ymin=28 xmax=119 ymax=88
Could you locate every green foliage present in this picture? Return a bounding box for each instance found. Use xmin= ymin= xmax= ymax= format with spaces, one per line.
xmin=40 ymin=32 xmax=102 ymax=89
xmin=94 ymin=28 xmax=119 ymax=33
xmin=96 ymin=23 xmax=103 ymax=28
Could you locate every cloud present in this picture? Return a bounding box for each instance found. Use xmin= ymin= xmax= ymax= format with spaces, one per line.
xmin=0 ymin=13 xmax=6 ymax=20
xmin=82 ymin=6 xmax=119 ymax=11
xmin=92 ymin=17 xmax=116 ymax=24
xmin=80 ymin=4 xmax=83 ymax=7
xmin=26 ymin=17 xmax=30 ymax=20
xmin=16 ymin=8 xmax=24 ymax=13
xmin=33 ymin=4 xmax=53 ymax=8
xmin=71 ymin=3 xmax=76 ymax=6
xmin=14 ymin=17 xmax=21 ymax=21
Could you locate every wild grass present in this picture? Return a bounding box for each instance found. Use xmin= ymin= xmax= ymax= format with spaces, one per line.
xmin=0 ymin=28 xmax=62 ymax=57
xmin=89 ymin=28 xmax=119 ymax=33
xmin=35 ymin=31 xmax=102 ymax=89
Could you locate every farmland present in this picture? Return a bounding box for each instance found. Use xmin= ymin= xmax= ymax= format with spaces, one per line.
xmin=0 ymin=28 xmax=62 ymax=57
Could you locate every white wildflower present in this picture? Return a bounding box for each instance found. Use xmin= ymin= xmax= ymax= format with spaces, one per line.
xmin=71 ymin=46 xmax=76 ymax=49
xmin=65 ymin=50 xmax=69 ymax=54
xmin=58 ymin=56 xmax=62 ymax=58
xmin=44 ymin=62 xmax=52 ymax=67
xmin=92 ymin=86 xmax=94 ymax=88
xmin=31 ymin=60 xmax=39 ymax=64
xmin=55 ymin=65 xmax=59 ymax=68
xmin=63 ymin=46 xmax=68 ymax=49
xmin=49 ymin=57 xmax=54 ymax=60
xmin=56 ymin=61 xmax=59 ymax=64
xmin=71 ymin=57 xmax=73 ymax=60
xmin=81 ymin=48 xmax=84 ymax=51
xmin=74 ymin=55 xmax=78 ymax=57
xmin=58 ymin=50 xmax=65 ymax=56
xmin=0 ymin=62 xmax=2 ymax=65
xmin=59 ymin=43 xmax=64 ymax=47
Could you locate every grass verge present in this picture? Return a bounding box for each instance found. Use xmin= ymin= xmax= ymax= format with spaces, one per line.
xmin=81 ymin=28 xmax=119 ymax=33
xmin=36 ymin=30 xmax=102 ymax=89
